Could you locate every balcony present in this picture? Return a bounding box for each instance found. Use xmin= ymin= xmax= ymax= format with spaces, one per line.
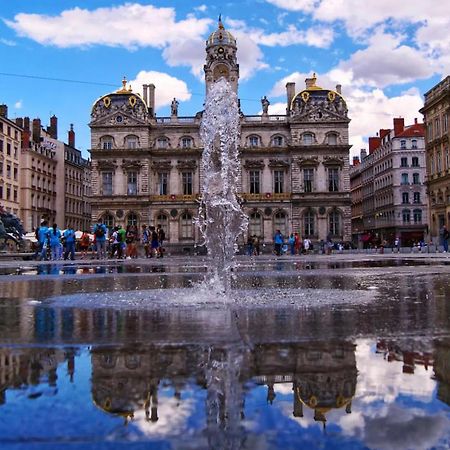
xmin=240 ymin=192 xmax=291 ymax=201
xmin=149 ymin=194 xmax=200 ymax=202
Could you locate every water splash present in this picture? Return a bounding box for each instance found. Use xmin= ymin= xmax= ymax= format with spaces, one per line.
xmin=196 ymin=78 xmax=248 ymax=292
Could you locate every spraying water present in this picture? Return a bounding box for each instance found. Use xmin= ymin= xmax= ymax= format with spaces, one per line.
xmin=197 ymin=78 xmax=248 ymax=291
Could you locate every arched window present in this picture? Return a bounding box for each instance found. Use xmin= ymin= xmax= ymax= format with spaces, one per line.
xmin=100 ymin=135 xmax=114 ymax=150
xmin=156 ymin=137 xmax=169 ymax=149
xmin=102 ymin=213 xmax=114 ymax=230
xmin=327 ymin=133 xmax=338 ymax=145
xmin=249 ymin=212 xmax=263 ymax=237
xmin=402 ymin=209 xmax=411 ymax=223
xmin=156 ymin=214 xmax=169 ymax=238
xmin=302 ymin=133 xmax=313 ymax=145
xmin=411 ymin=139 xmax=417 ymax=149
xmin=125 ymin=135 xmax=139 ymax=149
xmin=181 ymin=137 xmax=193 ymax=148
xmin=180 ymin=212 xmax=193 ymax=239
xmin=248 ymin=135 xmax=261 ymax=147
xmin=127 ymin=213 xmax=138 ymax=227
xmin=304 ymin=210 xmax=315 ymax=236
xmin=329 ymin=210 xmax=341 ymax=236
xmin=273 ymin=211 xmax=287 ymax=237
xmin=271 ymin=135 xmax=284 ymax=147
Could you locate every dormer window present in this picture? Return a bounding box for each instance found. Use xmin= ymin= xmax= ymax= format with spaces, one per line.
xmin=327 ymin=133 xmax=337 ymax=145
xmin=181 ymin=137 xmax=193 ymax=148
xmin=272 ymin=135 xmax=284 ymax=147
xmin=156 ymin=137 xmax=168 ymax=149
xmin=126 ymin=135 xmax=138 ymax=149
xmin=101 ymin=136 xmax=113 ymax=150
xmin=303 ymin=133 xmax=313 ymax=145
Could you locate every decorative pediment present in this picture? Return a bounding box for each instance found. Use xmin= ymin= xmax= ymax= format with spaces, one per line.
xmin=293 ymin=106 xmax=347 ymax=122
xmin=297 ymin=156 xmax=319 ymax=167
xmin=97 ymin=159 xmax=117 ymax=170
xmin=268 ymin=159 xmax=290 ymax=169
xmin=122 ymin=159 xmax=143 ymax=171
xmin=292 ymin=93 xmax=348 ymax=122
xmin=176 ymin=159 xmax=197 ymax=170
xmin=323 ymin=156 xmax=345 ymax=167
xmin=244 ymin=159 xmax=264 ymax=169
xmin=91 ymin=110 xmax=147 ymax=127
xmin=152 ymin=160 xmax=173 ymax=171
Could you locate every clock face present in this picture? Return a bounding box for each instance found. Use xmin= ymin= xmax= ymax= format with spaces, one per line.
xmin=217 ymin=47 xmax=224 ymax=54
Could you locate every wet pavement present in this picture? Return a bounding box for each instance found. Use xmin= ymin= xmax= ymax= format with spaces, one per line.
xmin=0 ymin=254 xmax=449 ymax=449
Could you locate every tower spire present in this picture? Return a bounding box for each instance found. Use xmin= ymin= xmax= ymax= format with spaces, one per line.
xmin=218 ymin=14 xmax=224 ymax=29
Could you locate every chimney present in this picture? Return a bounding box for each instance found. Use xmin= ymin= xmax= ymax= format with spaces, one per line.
xmin=0 ymin=104 xmax=7 ymax=118
xmin=305 ymin=73 xmax=317 ymax=89
xmin=353 ymin=156 xmax=360 ymax=166
xmin=148 ymin=84 xmax=155 ymax=116
xmin=15 ymin=117 xmax=24 ymax=129
xmin=393 ymin=117 xmax=404 ymax=136
xmin=32 ymin=118 xmax=41 ymax=143
xmin=380 ymin=129 xmax=390 ymax=139
xmin=414 ymin=117 xmax=418 ymax=124
xmin=143 ymin=84 xmax=148 ymax=105
xmin=360 ymin=149 xmax=367 ymax=160
xmin=286 ymin=82 xmax=296 ymax=113
xmin=23 ymin=117 xmax=30 ymax=131
xmin=47 ymin=114 xmax=58 ymax=139
xmin=368 ymin=136 xmax=381 ymax=154
xmin=22 ymin=117 xmax=31 ymax=148
xmin=68 ymin=124 xmax=75 ymax=148
xmin=336 ymin=84 xmax=342 ymax=94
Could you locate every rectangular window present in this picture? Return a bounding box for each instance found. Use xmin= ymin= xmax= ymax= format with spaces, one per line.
xmin=6 ymin=186 xmax=11 ymax=200
xmin=182 ymin=172 xmax=193 ymax=195
xmin=413 ymin=173 xmax=420 ymax=184
xmin=7 ymin=143 xmax=11 ymax=156
xmin=400 ymin=157 xmax=408 ymax=167
xmin=157 ymin=138 xmax=168 ymax=149
xmin=249 ymin=136 xmax=259 ymax=147
xmin=444 ymin=114 xmax=448 ymax=133
xmin=304 ymin=212 xmax=314 ymax=236
xmin=304 ymin=168 xmax=314 ymax=193
xmin=413 ymin=210 xmax=422 ymax=224
xmin=6 ymin=164 xmax=11 ymax=178
xmin=0 ymin=161 xmax=3 ymax=175
xmin=102 ymin=172 xmax=113 ymax=196
xmin=182 ymin=138 xmax=192 ymax=148
xmin=13 ymin=167 xmax=18 ymax=181
xmin=435 ymin=117 xmax=440 ymax=137
xmin=401 ymin=173 xmax=409 ymax=185
xmin=13 ymin=189 xmax=17 ymax=202
xmin=158 ymin=172 xmax=168 ymax=195
xmin=0 ymin=139 xmax=3 ymax=152
xmin=400 ymin=140 xmax=406 ymax=150
xmin=328 ymin=168 xmax=339 ymax=192
xmin=402 ymin=210 xmax=410 ymax=223
xmin=127 ymin=171 xmax=138 ymax=195
xmin=249 ymin=170 xmax=260 ymax=194
xmin=437 ymin=153 xmax=442 ymax=172
xmin=402 ymin=192 xmax=409 ymax=204
xmin=273 ymin=170 xmax=284 ymax=194
xmin=413 ymin=192 xmax=421 ymax=204
xmin=411 ymin=157 xmax=419 ymax=167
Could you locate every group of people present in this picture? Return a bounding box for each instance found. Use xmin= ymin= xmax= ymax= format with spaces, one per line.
xmin=34 ymin=220 xmax=79 ymax=261
xmin=33 ymin=219 xmax=167 ymax=261
xmin=273 ymin=230 xmax=314 ymax=256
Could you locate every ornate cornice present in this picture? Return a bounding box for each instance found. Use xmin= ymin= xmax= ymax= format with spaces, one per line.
xmin=176 ymin=159 xmax=197 ymax=170
xmin=244 ymin=159 xmax=264 ymax=169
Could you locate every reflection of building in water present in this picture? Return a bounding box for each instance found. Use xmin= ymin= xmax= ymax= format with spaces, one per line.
xmin=376 ymin=339 xmax=434 ymax=374
xmin=434 ymin=340 xmax=450 ymax=406
xmin=89 ymin=341 xmax=357 ymax=431
xmin=0 ymin=347 xmax=73 ymax=405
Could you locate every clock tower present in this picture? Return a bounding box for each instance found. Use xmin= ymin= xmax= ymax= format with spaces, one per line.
xmin=204 ymin=16 xmax=239 ymax=95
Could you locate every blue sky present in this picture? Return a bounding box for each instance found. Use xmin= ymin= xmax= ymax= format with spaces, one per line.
xmin=1 ymin=0 xmax=449 ymax=158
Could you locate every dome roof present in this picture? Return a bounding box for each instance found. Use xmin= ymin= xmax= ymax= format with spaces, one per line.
xmin=206 ymin=16 xmax=236 ymax=48
xmin=91 ymin=77 xmax=148 ymax=122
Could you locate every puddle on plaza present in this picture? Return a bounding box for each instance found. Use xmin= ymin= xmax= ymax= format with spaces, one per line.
xmin=0 ymin=259 xmax=449 ymax=449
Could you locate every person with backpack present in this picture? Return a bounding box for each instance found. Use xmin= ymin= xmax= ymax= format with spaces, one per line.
xmin=63 ymin=225 xmax=76 ymax=260
xmin=93 ymin=219 xmax=107 ymax=259
xmin=80 ymin=230 xmax=90 ymax=259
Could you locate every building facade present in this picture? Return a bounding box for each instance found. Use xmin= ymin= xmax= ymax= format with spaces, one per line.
xmin=90 ymin=20 xmax=352 ymax=250
xmin=420 ymin=76 xmax=450 ymax=242
xmin=0 ymin=105 xmax=22 ymax=216
xmin=350 ymin=118 xmax=428 ymax=247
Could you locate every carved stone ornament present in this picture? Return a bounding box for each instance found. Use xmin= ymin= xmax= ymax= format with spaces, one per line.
xmin=97 ymin=160 xmax=117 ymax=170
xmin=268 ymin=159 xmax=290 ymax=169
xmin=122 ymin=159 xmax=143 ymax=170
xmin=297 ymin=156 xmax=319 ymax=167
xmin=323 ymin=156 xmax=345 ymax=167
xmin=176 ymin=159 xmax=197 ymax=170
xmin=291 ymin=91 xmax=348 ymax=122
xmin=152 ymin=160 xmax=173 ymax=171
xmin=91 ymin=94 xmax=148 ymax=123
xmin=243 ymin=159 xmax=265 ymax=169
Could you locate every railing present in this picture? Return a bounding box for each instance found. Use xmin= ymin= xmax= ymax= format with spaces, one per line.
xmin=240 ymin=192 xmax=291 ymax=201
xmin=149 ymin=194 xmax=200 ymax=202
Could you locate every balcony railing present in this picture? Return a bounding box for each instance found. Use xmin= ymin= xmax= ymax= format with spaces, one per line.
xmin=240 ymin=192 xmax=291 ymax=201
xmin=149 ymin=194 xmax=199 ymax=202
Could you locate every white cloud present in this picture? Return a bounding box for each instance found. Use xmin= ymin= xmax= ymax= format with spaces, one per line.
xmin=162 ymin=38 xmax=206 ymax=78
xmin=194 ymin=4 xmax=208 ymax=12
xmin=0 ymin=38 xmax=16 ymax=46
xmin=5 ymin=4 xmax=212 ymax=49
xmin=128 ymin=70 xmax=191 ymax=110
xmin=231 ymin=30 xmax=268 ymax=80
xmin=269 ymin=70 xmax=424 ymax=158
xmin=14 ymin=100 xmax=23 ymax=109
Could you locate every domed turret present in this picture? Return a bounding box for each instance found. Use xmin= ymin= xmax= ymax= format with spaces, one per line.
xmin=90 ymin=77 xmax=148 ymax=124
xmin=204 ymin=16 xmax=239 ymax=95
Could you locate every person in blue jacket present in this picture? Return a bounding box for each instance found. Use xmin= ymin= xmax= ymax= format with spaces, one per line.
xmin=48 ymin=223 xmax=62 ymax=261
xmin=273 ymin=229 xmax=284 ymax=256
xmin=93 ymin=219 xmax=108 ymax=259
xmin=63 ymin=225 xmax=76 ymax=260
xmin=37 ymin=220 xmax=49 ymax=261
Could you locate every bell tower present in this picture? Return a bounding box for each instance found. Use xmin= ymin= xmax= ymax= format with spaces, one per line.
xmin=204 ymin=16 xmax=239 ymax=95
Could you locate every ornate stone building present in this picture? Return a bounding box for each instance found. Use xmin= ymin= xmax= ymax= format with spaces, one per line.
xmin=89 ymin=19 xmax=351 ymax=250
xmin=420 ymin=76 xmax=450 ymax=242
